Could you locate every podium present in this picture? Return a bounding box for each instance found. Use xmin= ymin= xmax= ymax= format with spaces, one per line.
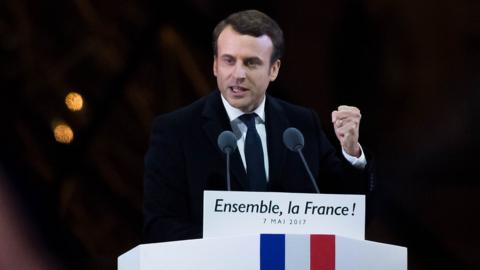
xmin=118 ymin=234 xmax=407 ymax=270
xmin=121 ymin=191 xmax=407 ymax=269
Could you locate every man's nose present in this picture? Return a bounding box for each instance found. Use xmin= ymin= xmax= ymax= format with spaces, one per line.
xmin=232 ymin=63 xmax=246 ymax=79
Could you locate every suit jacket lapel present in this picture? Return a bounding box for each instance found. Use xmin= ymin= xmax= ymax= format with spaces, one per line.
xmin=202 ymin=91 xmax=248 ymax=190
xmin=265 ymin=95 xmax=289 ymax=188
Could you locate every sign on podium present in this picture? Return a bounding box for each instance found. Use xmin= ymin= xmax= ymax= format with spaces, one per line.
xmin=204 ymin=191 xmax=365 ymax=239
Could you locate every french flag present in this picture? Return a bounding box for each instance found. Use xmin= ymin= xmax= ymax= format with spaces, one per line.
xmin=260 ymin=234 xmax=335 ymax=270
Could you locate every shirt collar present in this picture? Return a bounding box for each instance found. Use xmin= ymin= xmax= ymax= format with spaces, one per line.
xmin=220 ymin=93 xmax=266 ymax=123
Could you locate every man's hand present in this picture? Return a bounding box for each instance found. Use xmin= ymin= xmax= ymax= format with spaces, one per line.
xmin=332 ymin=105 xmax=362 ymax=157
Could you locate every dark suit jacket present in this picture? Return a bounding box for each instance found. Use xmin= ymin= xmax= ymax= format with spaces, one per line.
xmin=143 ymin=90 xmax=375 ymax=243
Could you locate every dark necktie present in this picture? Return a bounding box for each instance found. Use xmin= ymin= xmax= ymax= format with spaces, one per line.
xmin=239 ymin=113 xmax=267 ymax=191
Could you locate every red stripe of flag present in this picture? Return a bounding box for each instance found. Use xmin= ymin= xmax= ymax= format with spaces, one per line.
xmin=310 ymin=235 xmax=335 ymax=270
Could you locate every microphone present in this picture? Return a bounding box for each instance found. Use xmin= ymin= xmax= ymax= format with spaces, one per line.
xmin=217 ymin=131 xmax=237 ymax=191
xmin=283 ymin=127 xmax=320 ymax=193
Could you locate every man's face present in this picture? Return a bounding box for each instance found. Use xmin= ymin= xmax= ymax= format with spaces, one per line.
xmin=213 ymin=26 xmax=281 ymax=112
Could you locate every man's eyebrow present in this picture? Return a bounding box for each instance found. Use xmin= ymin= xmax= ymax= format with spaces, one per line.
xmin=244 ymin=57 xmax=263 ymax=64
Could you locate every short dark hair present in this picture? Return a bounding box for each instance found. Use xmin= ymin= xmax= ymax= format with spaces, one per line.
xmin=212 ymin=10 xmax=284 ymax=64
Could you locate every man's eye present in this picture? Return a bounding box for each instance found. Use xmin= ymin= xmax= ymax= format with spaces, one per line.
xmin=245 ymin=60 xmax=258 ymax=67
xmin=223 ymin=58 xmax=234 ymax=65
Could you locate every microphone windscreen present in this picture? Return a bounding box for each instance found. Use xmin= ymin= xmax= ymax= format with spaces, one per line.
xmin=217 ymin=131 xmax=238 ymax=154
xmin=283 ymin=127 xmax=305 ymax=151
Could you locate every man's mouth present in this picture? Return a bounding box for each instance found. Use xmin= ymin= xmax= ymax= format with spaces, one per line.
xmin=230 ymin=86 xmax=248 ymax=93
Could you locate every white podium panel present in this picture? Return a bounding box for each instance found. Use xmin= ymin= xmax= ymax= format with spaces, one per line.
xmin=119 ymin=235 xmax=259 ymax=270
xmin=336 ymin=237 xmax=408 ymax=269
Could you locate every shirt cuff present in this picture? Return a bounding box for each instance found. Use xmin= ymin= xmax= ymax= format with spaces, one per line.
xmin=342 ymin=144 xmax=367 ymax=170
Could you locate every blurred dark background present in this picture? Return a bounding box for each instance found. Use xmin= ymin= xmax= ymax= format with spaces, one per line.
xmin=1 ymin=0 xmax=479 ymax=269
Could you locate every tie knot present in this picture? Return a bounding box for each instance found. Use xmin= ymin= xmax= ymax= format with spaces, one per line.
xmin=239 ymin=113 xmax=257 ymax=128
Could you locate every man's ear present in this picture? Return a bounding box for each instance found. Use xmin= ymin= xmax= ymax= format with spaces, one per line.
xmin=213 ymin=56 xmax=218 ymax=77
xmin=269 ymin=59 xmax=281 ymax=81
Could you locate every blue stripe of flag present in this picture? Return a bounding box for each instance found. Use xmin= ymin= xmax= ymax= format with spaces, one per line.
xmin=261 ymin=234 xmax=285 ymax=270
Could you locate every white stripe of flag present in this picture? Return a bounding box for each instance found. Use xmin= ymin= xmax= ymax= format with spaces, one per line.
xmin=285 ymin=234 xmax=310 ymax=270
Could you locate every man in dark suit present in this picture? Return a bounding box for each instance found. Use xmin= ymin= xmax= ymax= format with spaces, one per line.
xmin=143 ymin=10 xmax=374 ymax=243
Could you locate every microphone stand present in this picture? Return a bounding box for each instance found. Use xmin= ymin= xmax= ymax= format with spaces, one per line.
xmin=226 ymin=150 xmax=231 ymax=191
xmin=296 ymin=148 xmax=320 ymax=193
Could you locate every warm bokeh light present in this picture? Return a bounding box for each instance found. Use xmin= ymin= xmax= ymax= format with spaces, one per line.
xmin=53 ymin=123 xmax=74 ymax=144
xmin=65 ymin=92 xmax=83 ymax=111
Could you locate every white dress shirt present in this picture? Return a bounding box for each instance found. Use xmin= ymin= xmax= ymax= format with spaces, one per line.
xmin=221 ymin=95 xmax=270 ymax=180
xmin=220 ymin=94 xmax=367 ymax=182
